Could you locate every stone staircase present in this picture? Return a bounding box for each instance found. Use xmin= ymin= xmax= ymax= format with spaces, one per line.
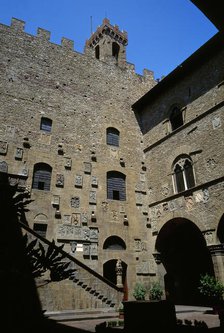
xmin=20 ymin=222 xmax=123 ymax=313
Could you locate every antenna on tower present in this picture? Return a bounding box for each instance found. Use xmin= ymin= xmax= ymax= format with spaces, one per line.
xmin=90 ymin=16 xmax=93 ymax=35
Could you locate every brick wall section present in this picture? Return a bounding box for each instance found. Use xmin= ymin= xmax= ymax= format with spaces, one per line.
xmin=1 ymin=17 xmax=224 ymax=309
xmin=0 ymin=18 xmax=156 ymax=308
xmin=135 ymin=33 xmax=224 ymax=282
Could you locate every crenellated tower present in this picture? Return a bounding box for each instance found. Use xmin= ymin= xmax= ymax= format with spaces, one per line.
xmin=85 ymin=18 xmax=128 ymax=68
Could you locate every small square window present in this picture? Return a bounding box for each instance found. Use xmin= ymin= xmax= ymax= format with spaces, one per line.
xmin=40 ymin=117 xmax=52 ymax=132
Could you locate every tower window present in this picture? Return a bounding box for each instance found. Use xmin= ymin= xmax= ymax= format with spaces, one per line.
xmin=95 ymin=45 xmax=100 ymax=59
xmin=112 ymin=42 xmax=120 ymax=61
xmin=106 ymin=127 xmax=120 ymax=147
xmin=107 ymin=171 xmax=126 ymax=201
xmin=173 ymin=156 xmax=195 ymax=193
xmin=32 ymin=163 xmax=52 ymax=191
xmin=40 ymin=117 xmax=52 ymax=132
xmin=170 ymin=106 xmax=183 ymax=131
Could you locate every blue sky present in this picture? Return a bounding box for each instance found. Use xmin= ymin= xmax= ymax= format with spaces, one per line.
xmin=0 ymin=0 xmax=218 ymax=79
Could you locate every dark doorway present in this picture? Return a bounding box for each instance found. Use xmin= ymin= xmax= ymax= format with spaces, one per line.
xmin=217 ymin=214 xmax=224 ymax=243
xmin=156 ymin=218 xmax=214 ymax=305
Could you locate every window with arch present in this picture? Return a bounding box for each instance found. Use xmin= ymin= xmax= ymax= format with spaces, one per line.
xmin=107 ymin=171 xmax=126 ymax=200
xmin=112 ymin=42 xmax=120 ymax=61
xmin=103 ymin=236 xmax=126 ymax=250
xmin=173 ymin=156 xmax=195 ymax=193
xmin=33 ymin=223 xmax=47 ymax=238
xmin=170 ymin=106 xmax=183 ymax=131
xmin=32 ymin=163 xmax=52 ymax=191
xmin=106 ymin=127 xmax=120 ymax=147
xmin=40 ymin=117 xmax=52 ymax=132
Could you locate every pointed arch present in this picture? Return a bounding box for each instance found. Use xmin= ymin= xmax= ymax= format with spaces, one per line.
xmin=172 ymin=155 xmax=195 ymax=193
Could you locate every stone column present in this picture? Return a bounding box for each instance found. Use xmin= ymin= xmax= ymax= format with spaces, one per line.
xmin=116 ymin=259 xmax=123 ymax=288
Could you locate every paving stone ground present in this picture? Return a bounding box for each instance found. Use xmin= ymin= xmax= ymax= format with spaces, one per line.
xmin=47 ymin=305 xmax=221 ymax=332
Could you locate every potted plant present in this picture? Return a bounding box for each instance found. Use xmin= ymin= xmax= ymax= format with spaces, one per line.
xmin=149 ymin=282 xmax=163 ymax=301
xmin=132 ymin=282 xmax=146 ymax=300
xmin=198 ymin=273 xmax=224 ymax=313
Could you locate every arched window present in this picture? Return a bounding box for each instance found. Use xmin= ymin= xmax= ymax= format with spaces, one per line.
xmin=170 ymin=106 xmax=183 ymax=131
xmin=173 ymin=156 xmax=195 ymax=193
xmin=33 ymin=223 xmax=47 ymax=238
xmin=32 ymin=163 xmax=52 ymax=191
xmin=106 ymin=127 xmax=120 ymax=147
xmin=107 ymin=171 xmax=126 ymax=200
xmin=112 ymin=42 xmax=120 ymax=61
xmin=103 ymin=236 xmax=126 ymax=250
xmin=40 ymin=117 xmax=52 ymax=132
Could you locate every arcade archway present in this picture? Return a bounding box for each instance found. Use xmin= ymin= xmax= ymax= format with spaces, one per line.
xmin=155 ymin=218 xmax=214 ymax=305
xmin=103 ymin=259 xmax=127 ymax=287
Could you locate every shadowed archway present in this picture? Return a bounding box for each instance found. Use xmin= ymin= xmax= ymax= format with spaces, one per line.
xmin=103 ymin=259 xmax=127 ymax=287
xmin=155 ymin=218 xmax=214 ymax=305
xmin=217 ymin=214 xmax=224 ymax=243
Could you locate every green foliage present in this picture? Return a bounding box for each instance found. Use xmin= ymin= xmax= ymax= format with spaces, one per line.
xmin=198 ymin=273 xmax=224 ymax=301
xmin=149 ymin=282 xmax=163 ymax=301
xmin=133 ymin=282 xmax=146 ymax=300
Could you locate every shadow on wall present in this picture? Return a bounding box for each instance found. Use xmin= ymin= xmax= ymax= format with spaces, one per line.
xmin=0 ymin=173 xmax=89 ymax=333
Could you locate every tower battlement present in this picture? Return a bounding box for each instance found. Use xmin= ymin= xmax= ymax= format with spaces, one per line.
xmin=9 ymin=17 xmax=74 ymax=50
xmin=85 ymin=18 xmax=128 ymax=48
xmin=1 ymin=17 xmax=154 ymax=80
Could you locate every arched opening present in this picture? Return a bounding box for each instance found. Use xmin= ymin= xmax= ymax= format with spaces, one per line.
xmin=217 ymin=214 xmax=224 ymax=243
xmin=106 ymin=127 xmax=120 ymax=147
xmin=173 ymin=155 xmax=195 ymax=193
xmin=103 ymin=259 xmax=127 ymax=286
xmin=170 ymin=106 xmax=183 ymax=131
xmin=112 ymin=42 xmax=120 ymax=61
xmin=156 ymin=218 xmax=214 ymax=305
xmin=33 ymin=213 xmax=48 ymax=237
xmin=32 ymin=163 xmax=52 ymax=191
xmin=103 ymin=235 xmax=126 ymax=250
